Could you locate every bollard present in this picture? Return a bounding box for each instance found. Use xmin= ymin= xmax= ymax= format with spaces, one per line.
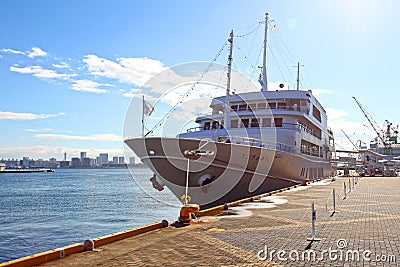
xmin=349 ymin=179 xmax=352 ymax=192
xmin=352 ymin=177 xmax=355 ymax=188
xmin=344 ymin=182 xmax=347 ymax=199
xmin=307 ymin=201 xmax=321 ymax=241
xmin=331 ymin=188 xmax=339 ymax=214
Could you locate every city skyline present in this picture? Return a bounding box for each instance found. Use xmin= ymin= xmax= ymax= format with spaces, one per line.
xmin=0 ymin=151 xmax=137 ymax=169
xmin=1 ymin=152 xmax=128 ymax=161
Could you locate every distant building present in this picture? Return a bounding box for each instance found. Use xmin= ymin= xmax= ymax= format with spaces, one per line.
xmin=99 ymin=153 xmax=109 ymax=166
xmin=81 ymin=157 xmax=91 ymax=167
xmin=96 ymin=157 xmax=101 ymax=166
xmin=59 ymin=161 xmax=69 ymax=168
xmin=80 ymin=152 xmax=87 ymax=160
xmin=129 ymin=157 xmax=136 ymax=166
xmin=118 ymin=156 xmax=125 ymax=164
xmin=22 ymin=157 xmax=30 ymax=167
xmin=112 ymin=156 xmax=118 ymax=163
xmin=71 ymin=157 xmax=81 ymax=167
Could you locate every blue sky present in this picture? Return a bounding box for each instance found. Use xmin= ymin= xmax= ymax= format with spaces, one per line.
xmin=1 ymin=0 xmax=399 ymax=160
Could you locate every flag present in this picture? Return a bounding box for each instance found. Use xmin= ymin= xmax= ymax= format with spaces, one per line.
xmin=268 ymin=22 xmax=277 ymax=32
xmin=143 ymin=99 xmax=155 ymax=116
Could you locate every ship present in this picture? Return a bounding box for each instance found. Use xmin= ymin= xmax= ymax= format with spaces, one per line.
xmin=124 ymin=13 xmax=335 ymax=208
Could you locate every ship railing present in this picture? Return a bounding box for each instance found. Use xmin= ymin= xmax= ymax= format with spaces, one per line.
xmin=227 ymin=136 xmax=292 ymax=153
xmin=187 ymin=127 xmax=203 ymax=133
xmin=186 ymin=123 xmax=321 ymax=139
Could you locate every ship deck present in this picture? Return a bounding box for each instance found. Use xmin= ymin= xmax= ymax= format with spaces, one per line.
xmin=6 ymin=175 xmax=400 ymax=266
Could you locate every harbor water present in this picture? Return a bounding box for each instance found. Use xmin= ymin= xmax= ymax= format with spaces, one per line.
xmin=0 ymin=168 xmax=180 ymax=263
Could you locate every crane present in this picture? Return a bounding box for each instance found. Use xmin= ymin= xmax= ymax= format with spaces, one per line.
xmin=384 ymin=120 xmax=399 ymax=144
xmin=352 ymin=96 xmax=391 ymax=154
xmin=341 ymin=129 xmax=358 ymax=150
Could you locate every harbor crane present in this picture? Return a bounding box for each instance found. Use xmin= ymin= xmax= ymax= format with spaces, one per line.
xmin=352 ymin=96 xmax=392 ymax=154
xmin=341 ymin=129 xmax=358 ymax=151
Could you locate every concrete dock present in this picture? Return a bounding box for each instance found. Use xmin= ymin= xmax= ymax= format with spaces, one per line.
xmin=12 ymin=176 xmax=400 ymax=266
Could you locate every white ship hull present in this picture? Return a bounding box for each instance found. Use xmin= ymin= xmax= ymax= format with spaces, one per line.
xmin=125 ymin=137 xmax=332 ymax=208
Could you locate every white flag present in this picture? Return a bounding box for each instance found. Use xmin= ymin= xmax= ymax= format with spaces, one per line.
xmin=143 ymin=99 xmax=155 ymax=116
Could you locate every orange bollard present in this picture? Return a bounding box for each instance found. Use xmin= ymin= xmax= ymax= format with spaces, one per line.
xmin=179 ymin=204 xmax=200 ymax=224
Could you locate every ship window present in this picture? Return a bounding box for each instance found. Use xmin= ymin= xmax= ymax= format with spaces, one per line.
xmin=277 ymin=102 xmax=287 ymax=110
xmin=262 ymin=118 xmax=271 ymax=127
xmin=238 ymin=104 xmax=247 ymax=111
xmin=257 ymin=103 xmax=266 ymax=110
xmin=212 ymin=121 xmax=219 ymax=129
xmin=268 ymin=102 xmax=276 ymax=109
xmin=241 ymin=118 xmax=249 ymax=128
xmin=312 ymin=105 xmax=321 ymax=122
xmin=231 ymin=105 xmax=238 ymax=111
xmin=251 ymin=118 xmax=259 ymax=127
xmin=203 ymin=121 xmax=211 ymax=130
xmin=274 ymin=118 xmax=283 ymax=127
xmin=231 ymin=119 xmax=238 ymax=128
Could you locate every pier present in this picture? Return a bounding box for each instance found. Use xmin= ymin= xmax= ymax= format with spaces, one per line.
xmin=0 ymin=169 xmax=54 ymax=173
xmin=2 ymin=176 xmax=399 ymax=266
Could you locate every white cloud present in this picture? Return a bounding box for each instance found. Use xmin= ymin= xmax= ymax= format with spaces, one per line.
xmin=310 ymin=88 xmax=331 ymax=96
xmin=1 ymin=47 xmax=48 ymax=58
xmin=326 ymin=108 xmax=349 ymax=121
xmin=326 ymin=107 xmax=376 ymax=150
xmin=0 ymin=111 xmax=64 ymax=120
xmin=52 ymin=62 xmax=70 ymax=68
xmin=120 ymin=88 xmax=158 ymax=100
xmin=70 ymin=79 xmax=109 ymax=94
xmin=82 ymin=54 xmax=166 ymax=86
xmin=121 ymin=90 xmax=137 ymax=98
xmin=0 ymin=48 xmax=25 ymax=55
xmin=9 ymin=65 xmax=76 ymax=79
xmin=27 ymin=47 xmax=48 ymax=58
xmin=34 ymin=133 xmax=121 ymax=141
xmin=25 ymin=128 xmax=55 ymax=132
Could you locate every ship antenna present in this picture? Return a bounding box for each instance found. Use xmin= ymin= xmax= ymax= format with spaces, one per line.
xmin=260 ymin=12 xmax=269 ymax=91
xmin=224 ymin=30 xmax=234 ymax=130
xmin=295 ymin=62 xmax=304 ymax=90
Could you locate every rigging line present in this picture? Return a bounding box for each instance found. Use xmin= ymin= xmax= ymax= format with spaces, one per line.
xmin=302 ymin=67 xmax=314 ymax=89
xmin=236 ymin=34 xmax=263 ymax=93
xmin=235 ymin=44 xmax=257 ymax=74
xmin=236 ymin=21 xmax=263 ymax=38
xmin=244 ymin=41 xmax=263 ymax=92
xmin=231 ymin=60 xmax=251 ymax=93
xmin=274 ymin=29 xmax=297 ymax=63
xmin=273 ymin=33 xmax=299 ymax=85
xmin=270 ymin=32 xmax=296 ymax=83
xmin=145 ymin=41 xmax=228 ymax=137
xmin=197 ymin=66 xmax=227 ymax=117
xmin=246 ymin=20 xmax=262 ymax=59
xmin=299 ymin=79 xmax=306 ymax=90
xmin=269 ymin=30 xmax=292 ymax=65
xmin=268 ymin=44 xmax=287 ymax=84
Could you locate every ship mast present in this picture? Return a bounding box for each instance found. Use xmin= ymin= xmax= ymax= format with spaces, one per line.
xmin=224 ymin=30 xmax=234 ymax=130
xmin=260 ymin=12 xmax=269 ymax=91
xmin=296 ymin=62 xmax=304 ymax=90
